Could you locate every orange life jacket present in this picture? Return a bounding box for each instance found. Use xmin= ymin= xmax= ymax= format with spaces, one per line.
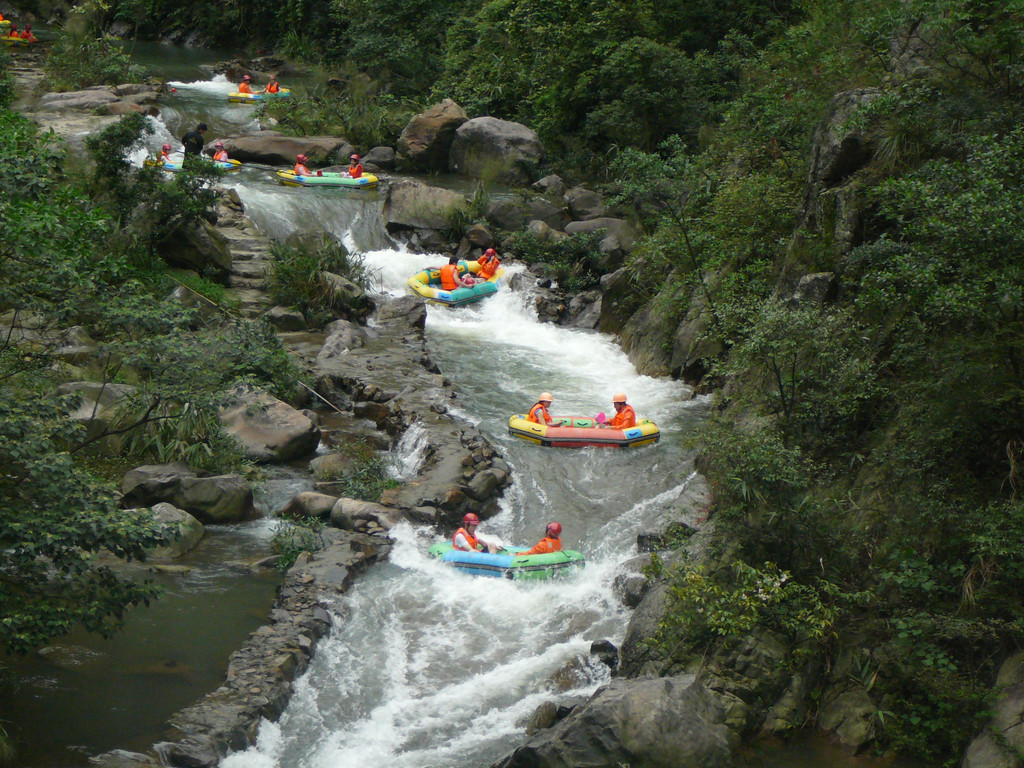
xmin=295 ymin=163 xmax=311 ymax=176
xmin=520 ymin=537 xmax=562 ymax=556
xmin=160 ymin=151 xmax=172 ymax=164
xmin=348 ymin=163 xmax=363 ymax=179
xmin=267 ymin=81 xmax=280 ymax=93
xmin=528 ymin=403 xmax=552 ymax=424
xmin=213 ymin=150 xmax=228 ymax=162
xmin=440 ymin=263 xmax=460 ymax=291
xmin=608 ymin=404 xmax=637 ymax=429
xmin=477 ymin=254 xmax=499 ymax=280
xmin=453 ymin=527 xmax=481 ymax=551
xmin=238 ymin=82 xmax=253 ymax=94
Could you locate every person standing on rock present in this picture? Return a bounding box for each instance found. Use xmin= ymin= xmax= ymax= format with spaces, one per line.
xmin=181 ymin=123 xmax=207 ymax=168
xmin=519 ymin=522 xmax=563 ymax=556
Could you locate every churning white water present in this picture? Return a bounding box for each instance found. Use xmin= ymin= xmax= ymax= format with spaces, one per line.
xmin=219 ymin=227 xmax=706 ymax=766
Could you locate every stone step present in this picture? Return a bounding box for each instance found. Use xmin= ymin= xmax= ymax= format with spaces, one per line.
xmin=231 ymin=261 xmax=270 ymax=279
xmin=228 ymin=275 xmax=267 ymax=290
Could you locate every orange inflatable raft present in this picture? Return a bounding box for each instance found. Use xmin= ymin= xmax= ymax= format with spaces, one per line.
xmin=507 ymin=414 xmax=660 ymax=448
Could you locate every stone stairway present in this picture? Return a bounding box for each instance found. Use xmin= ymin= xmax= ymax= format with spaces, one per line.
xmin=214 ymin=190 xmax=276 ymax=319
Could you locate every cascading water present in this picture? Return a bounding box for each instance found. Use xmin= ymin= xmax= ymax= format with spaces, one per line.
xmin=214 ymin=228 xmax=706 ymax=766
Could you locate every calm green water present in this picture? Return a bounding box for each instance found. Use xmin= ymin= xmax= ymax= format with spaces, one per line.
xmin=0 ymin=523 xmax=282 ymax=767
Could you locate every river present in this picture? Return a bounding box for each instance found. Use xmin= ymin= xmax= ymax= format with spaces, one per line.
xmin=2 ymin=45 xmax=916 ymax=768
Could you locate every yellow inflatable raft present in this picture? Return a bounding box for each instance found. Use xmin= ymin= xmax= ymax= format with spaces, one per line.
xmin=407 ymin=259 xmax=505 ymax=306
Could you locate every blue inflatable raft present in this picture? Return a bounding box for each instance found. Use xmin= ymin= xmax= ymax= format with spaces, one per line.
xmin=429 ymin=542 xmax=585 ymax=580
xmin=407 ymin=260 xmax=504 ymax=306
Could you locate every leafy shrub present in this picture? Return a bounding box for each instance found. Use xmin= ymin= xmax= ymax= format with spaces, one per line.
xmin=264 ymin=79 xmax=419 ymax=150
xmin=271 ymin=514 xmax=326 ymax=572
xmin=44 ymin=1 xmax=148 ymax=91
xmin=0 ymin=48 xmax=13 ymax=109
xmin=267 ymin=237 xmax=370 ymax=326
xmin=321 ymin=439 xmax=399 ymax=502
xmin=649 ymin=558 xmax=842 ymax=664
xmin=502 ymin=229 xmax=605 ymax=292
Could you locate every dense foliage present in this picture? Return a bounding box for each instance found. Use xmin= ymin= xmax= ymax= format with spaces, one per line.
xmin=618 ymin=1 xmax=1024 ymax=764
xmin=0 ymin=102 xmax=299 ymax=665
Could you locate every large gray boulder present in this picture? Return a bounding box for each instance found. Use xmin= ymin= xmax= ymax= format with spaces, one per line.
xmin=218 ymin=385 xmax=321 ymax=463
xmin=564 ymin=186 xmax=605 ymax=220
xmin=145 ymin=502 xmax=205 ymax=559
xmin=120 ymin=463 xmax=255 ymax=524
xmin=492 ymin=675 xmax=734 ymax=768
xmin=317 ymin=319 xmax=367 ymax=365
xmin=58 ymin=381 xmax=137 ymax=442
xmin=396 ymin=98 xmax=468 ymax=172
xmin=564 ymin=217 xmax=638 ymax=252
xmin=962 ymin=651 xmax=1024 ymax=768
xmin=277 ymin=491 xmax=338 ymax=519
xmin=219 ymin=132 xmax=353 ymax=165
xmin=330 ymin=497 xmax=405 ymax=532
xmin=485 ymin=197 xmax=566 ymax=232
xmin=449 ymin=117 xmax=544 ymax=185
xmin=156 ymin=219 xmax=233 ymax=277
xmin=37 ymin=87 xmax=120 ymax=111
xmin=382 ymin=179 xmax=468 ymax=231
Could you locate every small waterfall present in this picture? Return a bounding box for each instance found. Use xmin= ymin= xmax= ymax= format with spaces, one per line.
xmin=389 ymin=422 xmax=430 ymax=482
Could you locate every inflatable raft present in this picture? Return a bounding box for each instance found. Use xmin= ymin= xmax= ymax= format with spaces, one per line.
xmin=275 ymin=170 xmax=379 ymax=189
xmin=407 ymin=260 xmax=505 ymax=306
xmin=1 ymin=34 xmax=30 ymax=47
xmin=146 ymin=158 xmax=242 ymax=173
xmin=429 ymin=542 xmax=585 ymax=580
xmin=508 ymin=414 xmax=661 ymax=448
xmin=227 ymin=88 xmax=292 ymax=104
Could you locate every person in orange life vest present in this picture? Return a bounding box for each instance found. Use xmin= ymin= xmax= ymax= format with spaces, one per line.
xmin=159 ymin=143 xmax=174 ymax=164
xmin=520 ymin=522 xmax=563 ymax=556
xmin=477 ymin=248 xmax=500 ymax=280
xmin=8 ymin=24 xmax=16 ymax=38
xmin=294 ymin=154 xmax=312 ymax=176
xmin=452 ymin=513 xmax=500 ymax=554
xmin=439 ymin=255 xmax=472 ymax=291
xmin=599 ymin=393 xmax=637 ymax=429
xmin=21 ymin=24 xmax=36 ymax=42
xmin=238 ymin=74 xmax=255 ymax=94
xmin=264 ymin=74 xmax=280 ymax=94
xmin=212 ymin=142 xmax=229 ymax=162
xmin=527 ymin=392 xmax=559 ymax=426
xmin=346 ymin=154 xmax=363 ymax=178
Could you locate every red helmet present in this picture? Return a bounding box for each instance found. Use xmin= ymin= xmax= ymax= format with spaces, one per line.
xmin=296 ymin=154 xmax=308 ymax=162
xmin=350 ymin=153 xmax=360 ymax=160
xmin=547 ymin=522 xmax=562 ymax=536
xmin=485 ymin=248 xmax=497 ymax=257
xmin=242 ymin=74 xmax=252 ymax=81
xmin=162 ymin=143 xmax=171 ymax=151
xmin=215 ymin=141 xmax=224 ymax=148
xmin=463 ymin=513 xmax=480 ymax=526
